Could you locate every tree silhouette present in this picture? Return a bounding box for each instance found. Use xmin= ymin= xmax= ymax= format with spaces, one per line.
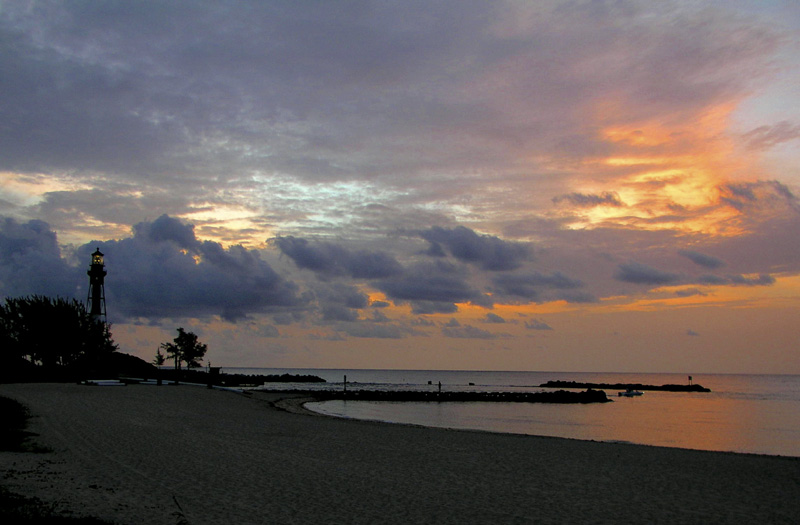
xmin=0 ymin=295 xmax=117 ymax=368
xmin=160 ymin=327 xmax=207 ymax=371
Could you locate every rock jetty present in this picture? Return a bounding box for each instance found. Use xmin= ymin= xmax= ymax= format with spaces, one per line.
xmin=292 ymin=388 xmax=611 ymax=404
xmin=540 ymin=380 xmax=710 ymax=392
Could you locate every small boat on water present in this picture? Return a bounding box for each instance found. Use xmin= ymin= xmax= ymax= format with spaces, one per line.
xmin=618 ymin=389 xmax=643 ymax=397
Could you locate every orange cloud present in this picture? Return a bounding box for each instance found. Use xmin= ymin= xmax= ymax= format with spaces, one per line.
xmin=557 ymin=101 xmax=761 ymax=236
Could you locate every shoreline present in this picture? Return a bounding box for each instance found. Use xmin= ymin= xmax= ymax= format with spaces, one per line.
xmin=2 ymin=383 xmax=798 ymax=524
xmin=284 ymin=393 xmax=798 ymax=459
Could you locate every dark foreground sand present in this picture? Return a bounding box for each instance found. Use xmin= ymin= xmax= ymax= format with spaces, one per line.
xmin=1 ymin=383 xmax=798 ymax=524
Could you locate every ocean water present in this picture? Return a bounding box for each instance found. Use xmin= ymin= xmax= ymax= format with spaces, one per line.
xmin=224 ymin=368 xmax=800 ymax=457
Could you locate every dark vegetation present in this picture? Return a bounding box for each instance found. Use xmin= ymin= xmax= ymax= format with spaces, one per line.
xmin=0 ymin=395 xmax=45 ymax=452
xmin=540 ymin=380 xmax=711 ymax=392
xmin=0 ymin=295 xmax=322 ymax=385
xmin=3 ymin=352 xmax=163 ymax=384
xmin=156 ymin=327 xmax=207 ymax=371
xmin=0 ymin=396 xmax=111 ymax=523
xmin=0 ymin=296 xmax=119 ymax=383
xmin=0 ymin=487 xmax=112 ymax=524
xmin=0 ymin=296 xmax=117 ymax=366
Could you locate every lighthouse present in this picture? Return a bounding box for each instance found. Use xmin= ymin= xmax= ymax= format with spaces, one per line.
xmin=87 ymin=248 xmax=107 ymax=321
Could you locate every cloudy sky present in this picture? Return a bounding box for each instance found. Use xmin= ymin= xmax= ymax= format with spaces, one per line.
xmin=2 ymin=0 xmax=800 ymax=373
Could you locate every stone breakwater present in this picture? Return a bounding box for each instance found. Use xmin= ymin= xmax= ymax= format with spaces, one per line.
xmin=280 ymin=388 xmax=611 ymax=403
xmin=540 ymin=380 xmax=711 ymax=392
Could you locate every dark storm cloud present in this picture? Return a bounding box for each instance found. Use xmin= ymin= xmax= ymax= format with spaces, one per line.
xmin=418 ymin=226 xmax=530 ymax=271
xmin=410 ymin=302 xmax=460 ymax=315
xmin=0 ymin=218 xmax=59 ymax=261
xmin=99 ymin=216 xmax=306 ymax=321
xmin=678 ymin=250 xmax=725 ymax=269
xmin=552 ymin=192 xmax=624 ymax=208
xmin=315 ymin=282 xmax=368 ymax=322
xmin=615 ymin=262 xmax=680 ymax=285
xmin=133 ymin=214 xmax=198 ymax=249
xmin=422 ymin=241 xmax=448 ymax=258
xmin=491 ymin=272 xmax=584 ymax=301
xmin=0 ymin=218 xmax=78 ymax=298
xmin=2 ymin=215 xmax=307 ymax=323
xmin=272 ymin=236 xmax=403 ymax=279
xmin=316 ymin=283 xmax=369 ymax=310
xmin=375 ymin=260 xmax=485 ymax=314
xmin=321 ymin=305 xmax=360 ymax=323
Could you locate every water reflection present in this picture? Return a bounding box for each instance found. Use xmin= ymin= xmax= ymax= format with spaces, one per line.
xmin=307 ymin=390 xmax=800 ymax=456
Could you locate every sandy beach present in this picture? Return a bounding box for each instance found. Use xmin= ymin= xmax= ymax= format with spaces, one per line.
xmin=1 ymin=383 xmax=798 ymax=524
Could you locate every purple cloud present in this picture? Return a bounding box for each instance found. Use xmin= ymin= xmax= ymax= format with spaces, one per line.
xmin=615 ymin=262 xmax=680 ymax=285
xmin=418 ymin=226 xmax=530 ymax=271
xmin=375 ymin=261 xmax=485 ymax=314
xmin=678 ymin=250 xmax=725 ymax=269
xmin=272 ymin=236 xmax=403 ymax=279
xmin=552 ymin=192 xmax=624 ymax=208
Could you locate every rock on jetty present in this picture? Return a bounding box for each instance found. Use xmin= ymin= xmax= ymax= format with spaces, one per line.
xmin=292 ymin=388 xmax=611 ymax=404
xmin=540 ymin=381 xmax=710 ymax=393
xmin=158 ymin=369 xmax=326 ymax=387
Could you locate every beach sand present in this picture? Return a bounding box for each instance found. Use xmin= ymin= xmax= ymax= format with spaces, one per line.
xmin=1 ymin=383 xmax=798 ymax=524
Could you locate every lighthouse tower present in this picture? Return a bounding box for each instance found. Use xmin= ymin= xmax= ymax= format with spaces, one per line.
xmin=87 ymin=248 xmax=107 ymax=321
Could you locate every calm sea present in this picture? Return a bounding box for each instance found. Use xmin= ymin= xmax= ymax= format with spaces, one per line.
xmin=224 ymin=368 xmax=800 ymax=457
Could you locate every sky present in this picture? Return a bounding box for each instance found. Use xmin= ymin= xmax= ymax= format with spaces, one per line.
xmin=2 ymin=0 xmax=800 ymax=374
